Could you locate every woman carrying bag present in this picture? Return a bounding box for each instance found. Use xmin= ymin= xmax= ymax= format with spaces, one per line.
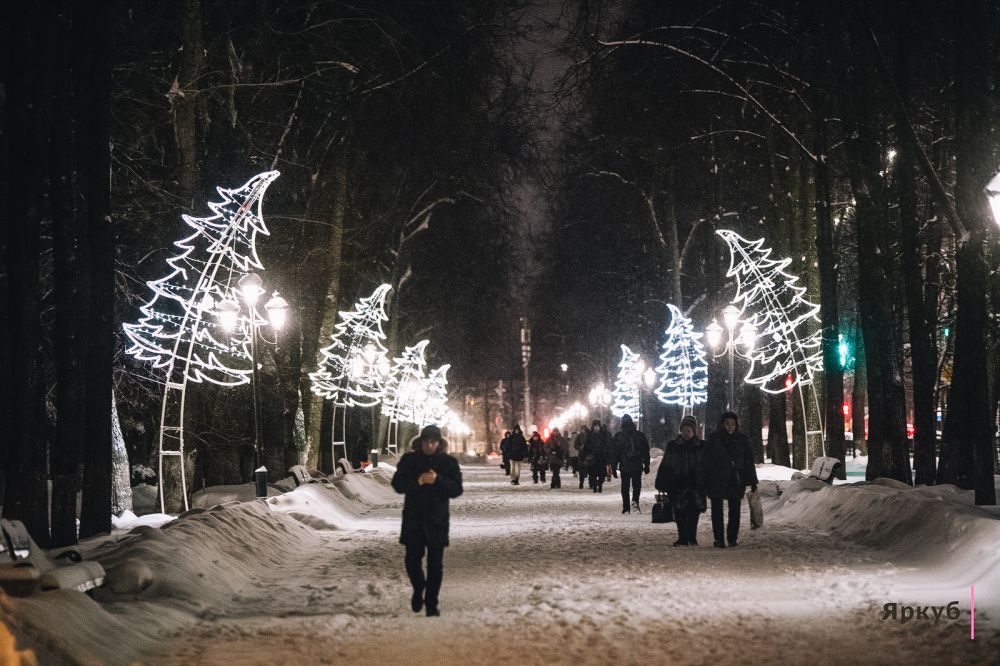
xmin=655 ymin=415 xmax=706 ymax=546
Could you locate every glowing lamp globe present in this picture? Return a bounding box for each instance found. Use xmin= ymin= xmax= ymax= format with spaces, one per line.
xmin=238 ymin=272 xmax=264 ymax=307
xmin=265 ymin=292 xmax=288 ymax=331
xmin=986 ymin=171 xmax=1000 ymax=227
xmin=705 ymin=320 xmax=723 ymax=349
xmin=739 ymin=321 xmax=757 ymax=351
xmin=723 ymin=304 xmax=741 ymax=331
xmin=216 ymin=298 xmax=240 ymax=332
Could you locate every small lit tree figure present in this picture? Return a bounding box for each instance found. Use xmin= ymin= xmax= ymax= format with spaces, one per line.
xmin=309 ymin=284 xmax=392 ymax=467
xmin=610 ymin=344 xmax=643 ymax=419
xmin=418 ymin=364 xmax=451 ymax=427
xmin=655 ymin=304 xmax=708 ymax=415
xmin=381 ymin=340 xmax=429 ymax=452
xmin=123 ymin=170 xmax=281 ymax=511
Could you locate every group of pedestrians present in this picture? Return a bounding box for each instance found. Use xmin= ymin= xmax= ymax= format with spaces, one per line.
xmin=656 ymin=411 xmax=758 ymax=548
xmin=390 ymin=411 xmax=759 ymax=618
xmin=499 ymin=425 xmax=568 ymax=488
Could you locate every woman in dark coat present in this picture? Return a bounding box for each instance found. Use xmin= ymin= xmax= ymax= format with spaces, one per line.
xmin=699 ymin=411 xmax=758 ymax=548
xmin=655 ymin=414 xmax=706 ymax=546
xmin=545 ymin=428 xmax=567 ymax=489
xmin=391 ymin=424 xmax=463 ymax=616
xmin=528 ymin=431 xmax=547 ymax=483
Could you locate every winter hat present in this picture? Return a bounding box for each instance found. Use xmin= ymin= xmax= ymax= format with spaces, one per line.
xmin=680 ymin=415 xmax=698 ymax=432
xmin=592 ymin=419 xmax=602 ymax=428
xmin=718 ymin=411 xmax=740 ymax=430
xmin=420 ymin=424 xmax=442 ymax=441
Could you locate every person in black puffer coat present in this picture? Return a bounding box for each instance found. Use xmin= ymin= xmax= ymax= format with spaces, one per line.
xmin=699 ymin=411 xmax=758 ymax=548
xmin=655 ymin=414 xmax=706 ymax=545
xmin=391 ymin=425 xmax=464 ymax=616
xmin=528 ymin=431 xmax=547 ymax=484
xmin=611 ymin=414 xmax=651 ymax=514
xmin=583 ymin=420 xmax=610 ymax=492
xmin=506 ymin=425 xmax=528 ymax=485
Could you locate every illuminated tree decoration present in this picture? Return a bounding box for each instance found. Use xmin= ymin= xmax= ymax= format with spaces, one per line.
xmin=382 ymin=340 xmax=429 ymax=425
xmin=655 ymin=304 xmax=709 ymax=408
xmin=309 ymin=284 xmax=392 ymax=407
xmin=418 ymin=364 xmax=451 ymax=426
xmin=123 ymin=171 xmax=280 ymax=385
xmin=611 ymin=344 xmax=643 ymax=419
xmin=717 ymin=230 xmax=823 ymax=393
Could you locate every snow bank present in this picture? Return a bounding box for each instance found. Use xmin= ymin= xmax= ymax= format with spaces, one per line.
xmin=768 ymin=477 xmax=1000 ymax=600
xmin=267 ymin=483 xmax=400 ymax=532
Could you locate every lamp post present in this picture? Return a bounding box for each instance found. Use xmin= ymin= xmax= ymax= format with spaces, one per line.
xmin=641 ymin=365 xmax=656 ymax=435
xmin=706 ymin=307 xmax=756 ymax=411
xmin=218 ymin=272 xmax=288 ymax=498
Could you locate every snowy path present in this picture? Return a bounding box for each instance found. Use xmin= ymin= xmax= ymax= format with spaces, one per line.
xmin=143 ymin=465 xmax=997 ymax=665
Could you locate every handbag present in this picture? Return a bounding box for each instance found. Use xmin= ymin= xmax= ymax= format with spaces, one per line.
xmin=651 ymin=493 xmax=673 ymax=524
xmin=747 ymin=488 xmax=764 ymax=529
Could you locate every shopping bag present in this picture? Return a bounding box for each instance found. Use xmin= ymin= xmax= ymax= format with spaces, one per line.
xmin=747 ymin=488 xmax=764 ymax=529
xmin=651 ymin=493 xmax=673 ymax=524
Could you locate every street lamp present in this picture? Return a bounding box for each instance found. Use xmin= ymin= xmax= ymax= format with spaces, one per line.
xmin=706 ymin=307 xmax=755 ymax=411
xmin=218 ymin=273 xmax=289 ymax=498
xmin=589 ymin=382 xmax=612 ymax=421
xmin=987 ymin=171 xmax=1000 ymax=227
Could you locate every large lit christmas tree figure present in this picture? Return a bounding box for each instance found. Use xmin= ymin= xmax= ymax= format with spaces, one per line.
xmin=716 ymin=230 xmax=823 ymax=392
xmin=309 ymin=284 xmax=392 ymax=408
xmin=717 ymin=229 xmax=825 ymax=455
xmin=655 ymin=304 xmax=708 ymax=414
xmin=123 ymin=170 xmax=281 ymax=511
xmin=610 ymin=344 xmax=643 ymax=419
xmin=381 ymin=340 xmax=429 ymax=452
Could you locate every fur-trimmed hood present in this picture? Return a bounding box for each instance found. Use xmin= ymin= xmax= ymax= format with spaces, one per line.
xmin=409 ymin=436 xmax=449 ymax=453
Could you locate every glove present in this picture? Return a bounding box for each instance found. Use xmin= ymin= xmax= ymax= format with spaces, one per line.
xmin=644 ymin=466 xmax=650 ymax=475
xmin=750 ymin=484 xmax=757 ymax=493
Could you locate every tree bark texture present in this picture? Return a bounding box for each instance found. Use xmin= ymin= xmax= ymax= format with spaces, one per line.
xmin=936 ymin=0 xmax=997 ymax=505
xmin=4 ymin=1 xmax=55 ymax=545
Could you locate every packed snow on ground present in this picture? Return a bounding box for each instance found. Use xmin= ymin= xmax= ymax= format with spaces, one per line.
xmin=2 ymin=459 xmax=999 ymax=665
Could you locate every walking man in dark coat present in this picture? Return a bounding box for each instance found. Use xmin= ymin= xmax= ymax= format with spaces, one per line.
xmin=699 ymin=411 xmax=758 ymax=548
xmin=611 ymin=414 xmax=651 ymax=513
xmin=506 ymin=425 xmax=528 ymax=485
xmin=584 ymin=419 xmax=610 ymax=492
xmin=391 ymin=424 xmax=463 ymax=616
xmin=655 ymin=414 xmax=706 ymax=545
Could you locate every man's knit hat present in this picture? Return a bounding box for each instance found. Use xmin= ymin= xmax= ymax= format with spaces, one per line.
xmin=680 ymin=415 xmax=698 ymax=432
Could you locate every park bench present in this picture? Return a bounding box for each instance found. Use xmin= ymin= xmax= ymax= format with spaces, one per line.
xmin=790 ymin=456 xmax=843 ymax=483
xmin=0 ymin=519 xmax=105 ymax=597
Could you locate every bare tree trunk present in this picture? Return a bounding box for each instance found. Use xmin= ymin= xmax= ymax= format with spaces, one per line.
xmin=838 ymin=12 xmax=911 ymax=484
xmin=851 ymin=323 xmax=868 ymax=456
xmin=766 ymin=379 xmax=790 ymax=467
xmin=300 ymin=157 xmax=348 ymax=472
xmin=173 ymin=0 xmax=203 ymax=204
xmin=5 ymin=1 xmax=54 ymax=546
xmin=78 ymin=0 xmax=115 ymax=538
xmin=937 ymin=0 xmax=997 ymax=505
xmin=50 ymin=0 xmax=85 ymax=547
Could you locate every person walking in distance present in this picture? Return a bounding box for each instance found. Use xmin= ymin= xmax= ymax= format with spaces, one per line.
xmin=573 ymin=427 xmax=588 ymax=488
xmin=390 ymin=425 xmax=463 ymax=616
xmin=611 ymin=414 xmax=651 ymax=513
xmin=499 ymin=430 xmax=511 ymax=476
xmin=546 ymin=427 xmax=567 ymax=489
xmin=506 ymin=425 xmax=528 ymax=486
xmin=699 ymin=411 xmax=758 ymax=548
xmin=656 ymin=415 xmax=706 ymax=545
xmin=528 ymin=430 xmax=547 ymax=484
xmin=584 ymin=420 xmax=610 ymax=493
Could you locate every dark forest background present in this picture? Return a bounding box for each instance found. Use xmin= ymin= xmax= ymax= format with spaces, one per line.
xmin=2 ymin=0 xmax=999 ymax=546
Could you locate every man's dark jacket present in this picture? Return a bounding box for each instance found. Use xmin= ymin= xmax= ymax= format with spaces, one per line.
xmin=391 ymin=437 xmax=464 ymax=547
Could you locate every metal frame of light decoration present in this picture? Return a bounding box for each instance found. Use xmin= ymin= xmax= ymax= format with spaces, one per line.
xmin=655 ymin=304 xmax=709 ymax=417
xmin=716 ymin=229 xmax=825 ymax=457
xmin=123 ymin=170 xmax=281 ymax=512
xmin=381 ymin=340 xmax=430 ymax=453
xmin=309 ymin=284 xmax=392 ymax=468
xmin=610 ymin=344 xmax=643 ymax=419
